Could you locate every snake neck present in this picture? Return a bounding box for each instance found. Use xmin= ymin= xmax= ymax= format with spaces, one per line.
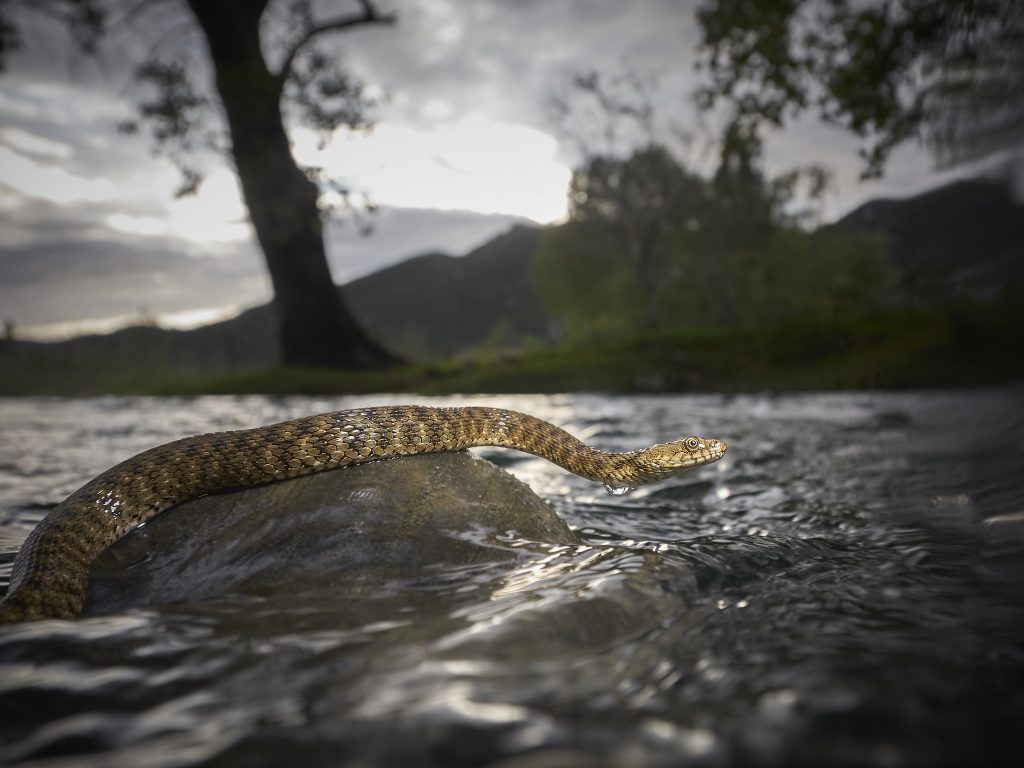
xmin=465 ymin=407 xmax=640 ymax=485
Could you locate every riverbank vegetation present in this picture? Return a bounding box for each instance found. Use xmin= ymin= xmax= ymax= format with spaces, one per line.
xmin=3 ymin=160 xmax=1021 ymax=396
xmin=3 ymin=89 xmax=1020 ymax=397
xmin=4 ymin=297 xmax=1020 ymax=396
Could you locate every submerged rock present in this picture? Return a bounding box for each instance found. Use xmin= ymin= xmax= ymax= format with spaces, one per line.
xmin=84 ymin=452 xmax=580 ymax=615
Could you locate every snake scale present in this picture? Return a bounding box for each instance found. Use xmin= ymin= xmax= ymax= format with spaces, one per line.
xmin=0 ymin=405 xmax=726 ymax=623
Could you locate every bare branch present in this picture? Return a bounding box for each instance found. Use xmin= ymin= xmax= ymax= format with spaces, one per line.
xmin=275 ymin=0 xmax=395 ymax=84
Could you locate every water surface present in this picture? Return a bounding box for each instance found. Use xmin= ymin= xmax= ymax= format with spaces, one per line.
xmin=1 ymin=391 xmax=1022 ymax=767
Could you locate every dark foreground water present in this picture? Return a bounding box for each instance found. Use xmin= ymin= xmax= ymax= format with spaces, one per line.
xmin=1 ymin=391 xmax=1022 ymax=767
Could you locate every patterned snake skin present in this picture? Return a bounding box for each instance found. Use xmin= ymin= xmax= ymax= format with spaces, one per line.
xmin=0 ymin=406 xmax=726 ymax=622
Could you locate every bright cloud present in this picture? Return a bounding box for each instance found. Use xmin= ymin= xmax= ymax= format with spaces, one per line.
xmin=0 ymin=146 xmax=114 ymax=204
xmin=292 ymin=115 xmax=571 ymax=223
xmin=0 ymin=127 xmax=73 ymax=159
xmin=165 ymin=170 xmax=251 ymax=243
xmin=106 ymin=168 xmax=251 ymax=244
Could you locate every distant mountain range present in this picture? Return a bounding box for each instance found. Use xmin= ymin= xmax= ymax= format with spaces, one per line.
xmin=2 ymin=174 xmax=1021 ymax=392
xmin=0 ymin=225 xmax=552 ymax=391
xmin=341 ymin=224 xmax=551 ymax=359
xmin=832 ymin=175 xmax=1024 ymax=300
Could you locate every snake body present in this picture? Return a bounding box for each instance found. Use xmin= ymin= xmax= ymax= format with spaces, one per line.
xmin=0 ymin=405 xmax=725 ymax=623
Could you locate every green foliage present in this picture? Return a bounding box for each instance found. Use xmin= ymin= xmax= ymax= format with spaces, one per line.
xmin=664 ymin=217 xmax=894 ymax=329
xmin=569 ymin=145 xmax=691 ymax=224
xmin=696 ymin=0 xmax=1024 ymax=176
xmin=7 ymin=301 xmax=1020 ymax=395
xmin=535 ymin=138 xmax=893 ymax=340
xmin=531 ymin=222 xmax=646 ymax=341
xmin=561 ymin=145 xmax=710 ymax=327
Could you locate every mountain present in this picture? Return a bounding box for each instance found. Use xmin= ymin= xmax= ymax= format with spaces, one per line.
xmin=341 ymin=224 xmax=551 ymax=359
xmin=831 ymin=175 xmax=1024 ymax=300
xmin=0 ymin=225 xmax=551 ymax=392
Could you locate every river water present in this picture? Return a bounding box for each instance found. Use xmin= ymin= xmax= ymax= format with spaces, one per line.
xmin=1 ymin=390 xmax=1022 ymax=767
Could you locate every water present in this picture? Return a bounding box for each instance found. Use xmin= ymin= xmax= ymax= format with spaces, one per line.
xmin=1 ymin=391 xmax=1022 ymax=767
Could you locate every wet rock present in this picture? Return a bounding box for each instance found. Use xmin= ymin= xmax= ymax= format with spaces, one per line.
xmin=84 ymin=452 xmax=580 ymax=615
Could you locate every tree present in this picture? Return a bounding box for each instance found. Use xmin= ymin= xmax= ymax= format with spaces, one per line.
xmin=546 ymin=70 xmax=705 ymax=327
xmin=568 ymin=146 xmax=701 ymax=326
xmin=696 ymin=0 xmax=1024 ymax=177
xmin=0 ymin=0 xmax=398 ymax=368
xmin=671 ymin=124 xmax=893 ymax=328
xmin=538 ymin=68 xmax=843 ymax=337
xmin=533 ymin=129 xmax=892 ymax=338
xmin=531 ymin=221 xmax=646 ymax=341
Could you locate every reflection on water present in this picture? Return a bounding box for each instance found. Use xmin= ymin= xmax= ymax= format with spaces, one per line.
xmin=1 ymin=390 xmax=1023 ymax=766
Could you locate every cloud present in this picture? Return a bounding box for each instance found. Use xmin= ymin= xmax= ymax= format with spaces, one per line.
xmin=342 ymin=0 xmax=702 ymax=132
xmin=0 ymin=190 xmax=264 ymax=331
xmin=0 ymin=193 xmax=521 ymax=335
xmin=0 ymin=147 xmax=115 ymax=204
xmin=294 ymin=116 xmax=571 ymax=222
xmin=0 ymin=126 xmax=73 ymax=159
xmin=104 ymin=169 xmax=253 ymax=244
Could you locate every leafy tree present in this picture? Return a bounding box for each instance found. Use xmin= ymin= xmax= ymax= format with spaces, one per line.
xmin=545 ymin=69 xmax=711 ymax=328
xmin=534 ymin=131 xmax=893 ymax=338
xmin=0 ymin=0 xmax=397 ymax=368
xmin=665 ymin=122 xmax=893 ymax=328
xmin=568 ymin=145 xmax=702 ymax=326
xmin=540 ymin=67 xmax=845 ymax=338
xmin=531 ymin=221 xmax=647 ymax=342
xmin=696 ymin=0 xmax=1024 ymax=177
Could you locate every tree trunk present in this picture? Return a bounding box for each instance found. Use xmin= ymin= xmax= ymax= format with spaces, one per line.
xmin=636 ymin=221 xmax=665 ymax=328
xmin=186 ymin=0 xmax=395 ymax=368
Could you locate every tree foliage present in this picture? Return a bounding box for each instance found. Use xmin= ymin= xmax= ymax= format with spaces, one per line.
xmin=567 ymin=145 xmax=704 ymax=325
xmin=547 ymin=70 xmax=714 ymax=328
xmin=696 ymin=0 xmax=1024 ymax=176
xmin=533 ymin=137 xmax=894 ymax=341
xmin=532 ymin=221 xmax=648 ymax=340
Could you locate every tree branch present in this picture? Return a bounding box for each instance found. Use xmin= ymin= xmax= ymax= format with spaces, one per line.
xmin=275 ymin=0 xmax=395 ymax=85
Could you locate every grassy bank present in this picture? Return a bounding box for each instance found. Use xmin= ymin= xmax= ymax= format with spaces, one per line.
xmin=2 ymin=304 xmax=1020 ymax=396
xmin=142 ymin=305 xmax=1024 ymax=395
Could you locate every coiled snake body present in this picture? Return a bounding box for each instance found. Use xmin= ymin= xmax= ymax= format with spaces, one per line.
xmin=0 ymin=406 xmax=726 ymax=623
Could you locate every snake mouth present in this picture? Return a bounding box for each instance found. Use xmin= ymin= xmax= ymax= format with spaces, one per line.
xmin=688 ymin=441 xmax=726 ymax=468
xmin=685 ymin=438 xmax=727 ymax=467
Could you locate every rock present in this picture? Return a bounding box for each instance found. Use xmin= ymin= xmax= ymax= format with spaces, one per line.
xmin=84 ymin=452 xmax=580 ymax=615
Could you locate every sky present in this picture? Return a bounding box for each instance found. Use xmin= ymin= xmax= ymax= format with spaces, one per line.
xmin=0 ymin=0 xmax=996 ymax=339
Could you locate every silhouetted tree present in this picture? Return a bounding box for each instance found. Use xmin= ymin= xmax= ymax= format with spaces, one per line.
xmin=696 ymin=0 xmax=1024 ymax=177
xmin=0 ymin=0 xmax=398 ymax=368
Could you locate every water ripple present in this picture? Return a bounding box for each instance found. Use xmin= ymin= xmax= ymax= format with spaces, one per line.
xmin=1 ymin=390 xmax=1022 ymax=766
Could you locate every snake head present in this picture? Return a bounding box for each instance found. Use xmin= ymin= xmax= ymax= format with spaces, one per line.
xmin=633 ymin=436 xmax=727 ymax=483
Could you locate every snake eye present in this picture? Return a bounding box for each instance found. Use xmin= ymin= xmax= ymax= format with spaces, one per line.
xmin=684 ymin=437 xmax=700 ymax=451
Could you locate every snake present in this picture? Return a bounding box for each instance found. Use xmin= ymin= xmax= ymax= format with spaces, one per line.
xmin=0 ymin=405 xmax=726 ymax=623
